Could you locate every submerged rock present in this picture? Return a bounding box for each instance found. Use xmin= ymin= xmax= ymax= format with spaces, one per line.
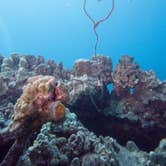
xmin=17 ymin=110 xmax=151 ymax=166
xmin=0 ymin=54 xmax=166 ymax=166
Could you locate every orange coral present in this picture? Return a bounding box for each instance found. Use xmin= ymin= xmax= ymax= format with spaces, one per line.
xmin=9 ymin=75 xmax=68 ymax=132
xmin=48 ymin=101 xmax=66 ymax=121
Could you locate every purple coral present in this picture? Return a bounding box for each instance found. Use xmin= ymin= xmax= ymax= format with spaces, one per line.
xmin=112 ymin=55 xmax=141 ymax=96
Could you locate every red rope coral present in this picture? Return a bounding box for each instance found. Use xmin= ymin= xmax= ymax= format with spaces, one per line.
xmin=83 ymin=0 xmax=115 ymax=55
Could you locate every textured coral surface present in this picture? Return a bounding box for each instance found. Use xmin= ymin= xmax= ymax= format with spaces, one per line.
xmin=0 ymin=54 xmax=166 ymax=166
xmin=10 ymin=75 xmax=68 ymax=132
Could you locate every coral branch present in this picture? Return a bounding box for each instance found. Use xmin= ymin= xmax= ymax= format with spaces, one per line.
xmin=0 ymin=137 xmax=26 ymax=166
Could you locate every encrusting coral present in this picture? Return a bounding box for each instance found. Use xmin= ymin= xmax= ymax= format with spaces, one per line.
xmin=73 ymin=55 xmax=112 ymax=85
xmin=112 ymin=55 xmax=141 ymax=96
xmin=9 ymin=75 xmax=69 ymax=132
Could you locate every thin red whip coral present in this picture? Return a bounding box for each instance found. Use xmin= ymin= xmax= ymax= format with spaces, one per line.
xmin=83 ymin=0 xmax=115 ymax=55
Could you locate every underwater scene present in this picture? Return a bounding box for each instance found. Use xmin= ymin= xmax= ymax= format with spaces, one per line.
xmin=0 ymin=0 xmax=166 ymax=166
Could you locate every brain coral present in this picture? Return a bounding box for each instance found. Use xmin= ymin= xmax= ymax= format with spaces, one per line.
xmin=9 ymin=75 xmax=68 ymax=132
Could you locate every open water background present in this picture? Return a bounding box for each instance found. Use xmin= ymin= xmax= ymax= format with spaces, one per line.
xmin=0 ymin=0 xmax=165 ymax=79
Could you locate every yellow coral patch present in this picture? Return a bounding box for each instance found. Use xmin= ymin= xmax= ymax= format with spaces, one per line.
xmin=9 ymin=75 xmax=56 ymax=132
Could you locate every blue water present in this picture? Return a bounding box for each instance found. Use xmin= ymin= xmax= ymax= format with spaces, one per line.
xmin=0 ymin=0 xmax=165 ymax=79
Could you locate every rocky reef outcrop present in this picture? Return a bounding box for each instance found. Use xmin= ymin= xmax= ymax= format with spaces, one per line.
xmin=2 ymin=109 xmax=164 ymax=166
xmin=0 ymin=53 xmax=166 ymax=166
xmin=68 ymin=55 xmax=166 ymax=152
xmin=11 ymin=110 xmax=154 ymax=166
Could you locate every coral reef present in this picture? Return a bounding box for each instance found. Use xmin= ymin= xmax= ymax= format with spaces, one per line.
xmin=69 ymin=55 xmax=112 ymax=108
xmin=74 ymin=55 xmax=112 ymax=84
xmin=112 ymin=55 xmax=141 ymax=97
xmin=149 ymin=139 xmax=166 ymax=165
xmin=0 ymin=55 xmax=3 ymax=71
xmin=16 ymin=110 xmax=150 ymax=166
xmin=70 ymin=55 xmax=166 ymax=151
xmin=0 ymin=53 xmax=166 ymax=166
xmin=0 ymin=103 xmax=14 ymax=129
xmin=9 ymin=75 xmax=69 ymax=132
xmin=0 ymin=77 xmax=8 ymax=97
xmin=0 ymin=54 xmax=70 ymax=129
